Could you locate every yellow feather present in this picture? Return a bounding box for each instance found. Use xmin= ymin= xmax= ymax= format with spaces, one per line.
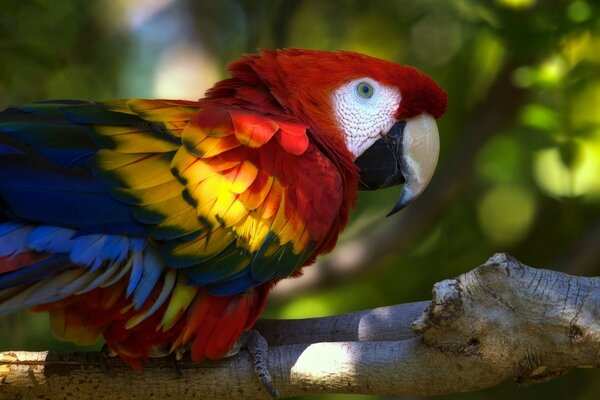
xmin=270 ymin=196 xmax=288 ymax=238
xmin=269 ymin=196 xmax=304 ymax=251
xmin=153 ymin=196 xmax=203 ymax=233
xmin=120 ymin=304 xmax=134 ymax=315
xmin=95 ymin=150 xmax=174 ymax=189
xmin=219 ymin=199 xmax=248 ymax=227
xmin=114 ymin=179 xmax=184 ymax=206
xmin=194 ymin=197 xmax=219 ymax=226
xmin=234 ymin=212 xmax=271 ymax=252
xmin=144 ymin=190 xmax=193 ymax=215
xmin=94 ymin=125 xmax=179 ymax=153
xmin=127 ymin=100 xmax=197 ymax=122
xmin=192 ymin=176 xmax=231 ymax=214
xmin=125 ymin=269 xmax=177 ymax=330
xmin=169 ymin=225 xmax=235 ymax=259
xmin=207 ymin=185 xmax=238 ymax=221
xmin=171 ymin=148 xmax=219 ymax=185
xmin=185 ymin=134 xmax=240 ymax=158
xmin=279 ymin=213 xmax=305 ymax=252
xmin=159 ymin=273 xmax=198 ymax=331
xmin=227 ymin=160 xmax=259 ymax=194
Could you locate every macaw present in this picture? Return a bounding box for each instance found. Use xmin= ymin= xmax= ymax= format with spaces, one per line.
xmin=0 ymin=49 xmax=447 ymax=368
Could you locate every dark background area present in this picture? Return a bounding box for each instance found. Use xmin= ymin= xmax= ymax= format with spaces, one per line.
xmin=1 ymin=1 xmax=600 ymax=399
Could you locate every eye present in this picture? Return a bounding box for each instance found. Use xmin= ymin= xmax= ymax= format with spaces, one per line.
xmin=356 ymin=82 xmax=374 ymax=99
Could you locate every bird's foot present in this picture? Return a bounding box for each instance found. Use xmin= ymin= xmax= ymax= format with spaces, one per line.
xmin=243 ymin=329 xmax=279 ymax=399
xmin=169 ymin=351 xmax=184 ymax=377
xmin=149 ymin=344 xmax=187 ymax=377
xmin=99 ymin=344 xmax=117 ymax=376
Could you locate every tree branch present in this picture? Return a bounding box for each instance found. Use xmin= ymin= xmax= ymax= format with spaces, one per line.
xmin=2 ymin=253 xmax=599 ymax=399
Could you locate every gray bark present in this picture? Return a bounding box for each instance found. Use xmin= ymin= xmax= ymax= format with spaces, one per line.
xmin=1 ymin=253 xmax=599 ymax=399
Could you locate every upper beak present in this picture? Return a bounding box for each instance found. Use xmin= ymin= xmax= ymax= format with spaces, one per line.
xmin=354 ymin=113 xmax=440 ymax=216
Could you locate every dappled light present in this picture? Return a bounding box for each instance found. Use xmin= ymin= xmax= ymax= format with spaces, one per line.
xmin=153 ymin=43 xmax=220 ymax=99
xmin=477 ymin=184 xmax=537 ymax=245
xmin=533 ymin=143 xmax=600 ymax=199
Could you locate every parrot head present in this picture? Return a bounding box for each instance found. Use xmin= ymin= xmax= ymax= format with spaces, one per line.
xmin=206 ymin=49 xmax=448 ymax=215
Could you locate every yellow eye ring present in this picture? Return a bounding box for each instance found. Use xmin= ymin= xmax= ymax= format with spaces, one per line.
xmin=357 ymin=82 xmax=374 ymax=98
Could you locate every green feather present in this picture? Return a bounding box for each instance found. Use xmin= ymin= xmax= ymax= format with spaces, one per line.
xmin=249 ymin=232 xmax=315 ymax=281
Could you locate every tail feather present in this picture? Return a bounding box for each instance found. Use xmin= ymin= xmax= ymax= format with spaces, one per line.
xmin=0 ymin=252 xmax=51 ymax=274
xmin=0 ymin=254 xmax=71 ymax=291
xmin=0 ymin=223 xmax=34 ymax=258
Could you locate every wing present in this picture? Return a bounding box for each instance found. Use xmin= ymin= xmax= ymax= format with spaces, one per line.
xmin=0 ymin=99 xmax=201 ymax=323
xmin=0 ymin=99 xmax=346 ymax=350
xmin=0 ymin=100 xmax=148 ymax=233
xmin=90 ymin=101 xmax=345 ymax=295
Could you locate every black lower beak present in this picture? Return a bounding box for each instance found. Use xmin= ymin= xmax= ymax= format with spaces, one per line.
xmin=354 ymin=121 xmax=406 ymax=192
xmin=354 ymin=114 xmax=440 ymax=217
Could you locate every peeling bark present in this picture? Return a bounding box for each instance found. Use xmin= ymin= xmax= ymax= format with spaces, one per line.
xmin=2 ymin=254 xmax=599 ymax=399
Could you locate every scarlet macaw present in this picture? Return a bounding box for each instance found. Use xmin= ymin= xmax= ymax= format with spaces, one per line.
xmin=0 ymin=49 xmax=446 ymax=368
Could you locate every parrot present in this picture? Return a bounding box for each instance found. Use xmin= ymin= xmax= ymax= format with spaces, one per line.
xmin=0 ymin=49 xmax=447 ymax=370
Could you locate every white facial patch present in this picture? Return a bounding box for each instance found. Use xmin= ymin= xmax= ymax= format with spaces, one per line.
xmin=332 ymin=77 xmax=401 ymax=158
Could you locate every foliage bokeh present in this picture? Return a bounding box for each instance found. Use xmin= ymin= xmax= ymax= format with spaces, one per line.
xmin=1 ymin=0 xmax=600 ymax=399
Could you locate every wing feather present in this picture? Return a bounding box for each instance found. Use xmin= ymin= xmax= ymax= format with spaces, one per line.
xmin=0 ymin=99 xmax=347 ymax=356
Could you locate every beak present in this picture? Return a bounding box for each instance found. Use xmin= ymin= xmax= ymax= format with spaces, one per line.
xmin=354 ymin=113 xmax=440 ymax=216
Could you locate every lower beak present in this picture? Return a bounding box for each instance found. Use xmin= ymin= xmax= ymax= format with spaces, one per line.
xmin=354 ymin=113 xmax=440 ymax=216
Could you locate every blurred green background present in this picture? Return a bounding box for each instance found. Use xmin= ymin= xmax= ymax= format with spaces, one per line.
xmin=2 ymin=0 xmax=600 ymax=399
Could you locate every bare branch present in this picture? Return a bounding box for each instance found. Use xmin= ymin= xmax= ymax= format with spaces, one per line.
xmin=2 ymin=254 xmax=600 ymax=399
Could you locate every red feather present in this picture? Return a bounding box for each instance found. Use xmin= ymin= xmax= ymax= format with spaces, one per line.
xmin=230 ymin=110 xmax=280 ymax=147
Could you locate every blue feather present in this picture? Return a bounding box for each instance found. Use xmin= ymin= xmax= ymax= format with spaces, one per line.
xmin=0 ymin=222 xmax=26 ymax=236
xmin=46 ymin=268 xmax=98 ymax=302
xmin=76 ymin=222 xmax=147 ymax=236
xmin=0 ymin=223 xmax=33 ymax=256
xmin=35 ymin=148 xmax=96 ymax=167
xmin=103 ymin=255 xmax=134 ymax=289
xmin=126 ymin=245 xmax=144 ymax=298
xmin=0 ymin=143 xmax=23 ymax=155
xmin=99 ymin=236 xmax=130 ymax=265
xmin=78 ymin=261 xmax=123 ymax=295
xmin=126 ymin=269 xmax=176 ymax=328
xmin=132 ymin=247 xmax=164 ymax=309
xmin=27 ymin=226 xmax=75 ymax=253
xmin=0 ymin=269 xmax=84 ymax=313
xmin=0 ymin=163 xmax=139 ymax=229
xmin=0 ymin=119 xmax=93 ymax=139
xmin=61 ymin=104 xmax=146 ymax=126
xmin=71 ymin=235 xmax=106 ymax=271
xmin=205 ymin=269 xmax=263 ymax=296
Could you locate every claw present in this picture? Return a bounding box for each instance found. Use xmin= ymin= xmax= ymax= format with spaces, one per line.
xmin=169 ymin=351 xmax=184 ymax=378
xmin=174 ymin=343 xmax=191 ymax=361
xmin=223 ymin=337 xmax=243 ymax=358
xmin=245 ymin=329 xmax=279 ymax=398
xmin=149 ymin=344 xmax=187 ymax=377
